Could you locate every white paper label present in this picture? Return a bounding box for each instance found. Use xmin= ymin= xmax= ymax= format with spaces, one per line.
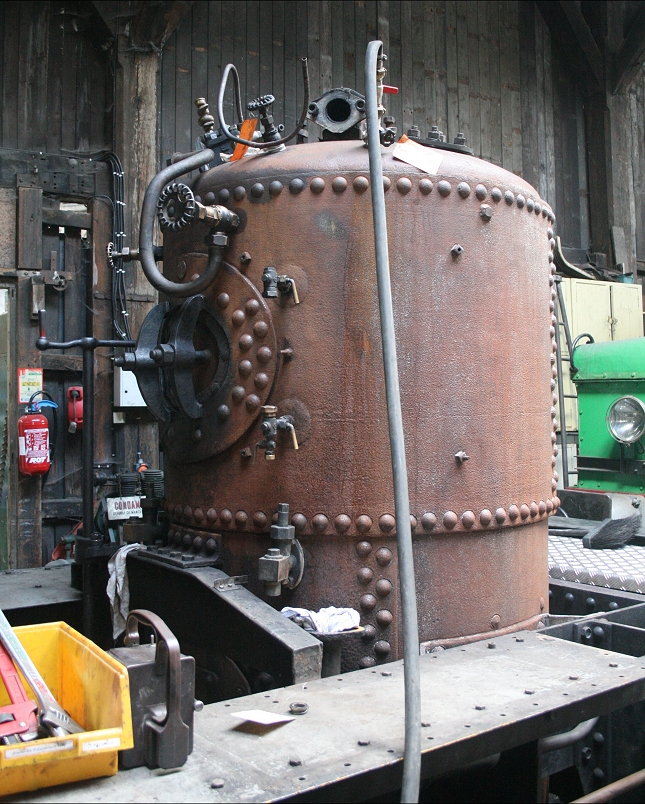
xmin=6 ymin=739 xmax=73 ymax=759
xmin=107 ymin=496 xmax=143 ymax=520
xmin=392 ymin=137 xmax=443 ymax=175
xmin=82 ymin=737 xmax=120 ymax=752
xmin=231 ymin=709 xmax=295 ymax=726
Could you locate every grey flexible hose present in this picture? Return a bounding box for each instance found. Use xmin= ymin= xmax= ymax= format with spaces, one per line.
xmin=365 ymin=39 xmax=421 ymax=804
xmin=140 ymin=148 xmax=226 ymax=298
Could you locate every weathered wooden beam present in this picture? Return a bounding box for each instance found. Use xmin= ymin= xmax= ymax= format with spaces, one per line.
xmin=612 ymin=1 xmax=645 ymax=94
xmin=131 ymin=1 xmax=194 ymax=49
xmin=535 ymin=1 xmax=605 ymax=96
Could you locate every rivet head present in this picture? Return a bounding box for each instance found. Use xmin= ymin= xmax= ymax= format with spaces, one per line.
xmin=232 ymin=309 xmax=245 ymax=326
xmin=379 ymin=514 xmax=396 ymax=533
xmin=421 ymin=512 xmax=437 ymax=531
xmin=396 ymin=177 xmax=412 ymax=194
xmin=217 ymin=293 xmax=230 ymax=309
xmin=290 ymin=178 xmax=305 ymax=194
xmin=547 ymin=228 xmax=554 ymax=238
xmin=549 ymin=253 xmax=555 ymax=263
xmin=334 ymin=514 xmax=352 ymax=533
xmin=245 ymin=299 xmax=260 ymax=316
xmin=437 ymin=180 xmax=451 ymax=197
xmin=235 ymin=510 xmax=248 ymax=527
xmin=508 ymin=505 xmax=520 ymax=521
xmin=239 ymin=360 xmax=253 ymax=377
xmin=269 ymin=180 xmax=283 ymax=196
xmin=206 ymin=508 xmax=218 ymax=524
xmin=357 ymin=567 xmax=374 ymax=585
xmin=410 ymin=515 xmax=417 ymax=531
xmin=495 ymin=507 xmax=507 ymax=524
xmin=362 ymin=624 xmax=377 ymax=640
xmin=552 ymin=478 xmax=558 ymax=491
xmin=553 ymin=496 xmax=561 ymax=509
xmin=194 ymin=508 xmax=204 ymax=522
xmin=220 ymin=509 xmax=233 ymax=525
xmin=206 ymin=537 xmax=218 ymax=554
xmin=217 ymin=404 xmax=230 ymax=421
xmin=232 ymin=385 xmax=245 ymax=402
xmin=183 ymin=505 xmax=193 ymax=521
xmin=182 ymin=533 xmax=192 ymax=548
xmin=518 ymin=504 xmax=530 ymax=520
xmin=527 ymin=198 xmax=535 ymax=212
xmin=479 ymin=509 xmax=492 ymax=526
xmin=490 ymin=614 xmax=501 ymax=630
xmin=534 ymin=202 xmax=541 ymax=215
xmin=312 ymin=513 xmax=329 ymax=532
xmin=516 ymin=194 xmax=525 ymax=209
xmin=245 ymin=394 xmax=261 ymax=412
xmin=254 ymin=372 xmax=269 ymax=389
xmin=233 ymin=185 xmax=246 ymax=201
xmin=546 ymin=499 xmax=553 ymax=513
xmin=353 ymin=176 xmax=369 ymax=192
xmin=475 ymin=184 xmax=487 ymax=200
xmin=253 ymin=320 xmax=269 ymax=338
xmin=491 ymin=187 xmax=502 ymax=202
xmin=374 ymin=640 xmax=391 ymax=657
xmin=457 ymin=181 xmax=471 ymax=198
xmin=356 ymin=515 xmax=373 ymax=533
xmin=542 ymin=206 xmax=548 ymax=218
xmin=504 ymin=190 xmax=514 ymax=204
xmin=443 ymin=510 xmax=458 ymax=529
xmin=191 ymin=430 xmax=202 ymax=443
xmin=218 ymin=188 xmax=230 ymax=204
xmin=250 ymin=182 xmax=265 ymax=198
xmin=257 ymin=346 xmax=273 ymax=364
xmin=360 ymin=594 xmax=377 ymax=612
xmin=376 ymin=609 xmax=393 ymax=627
xmin=292 ymin=513 xmax=307 ymax=532
xmin=538 ymin=500 xmax=547 ymax=515
xmin=383 ymin=176 xmax=391 ymax=190
xmin=253 ymin=511 xmax=268 ymax=528
xmin=376 ymin=579 xmax=393 ymax=598
xmin=375 ymin=547 xmax=393 ymax=566
xmin=310 ymin=177 xmax=325 ymax=193
xmin=359 ymin=656 xmax=377 ymax=668
xmin=461 ymin=510 xmax=476 ymax=529
xmin=239 ymin=334 xmax=253 ymax=351
xmin=332 ymin=176 xmax=348 ymax=193
xmin=529 ymin=501 xmax=539 ymax=517
xmin=549 ymin=238 xmax=556 ymax=250
xmin=419 ymin=178 xmax=433 ymax=195
xmin=356 ymin=540 xmax=372 ymax=557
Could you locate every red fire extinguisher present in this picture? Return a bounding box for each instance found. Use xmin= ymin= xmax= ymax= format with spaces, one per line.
xmin=18 ymin=393 xmax=58 ymax=477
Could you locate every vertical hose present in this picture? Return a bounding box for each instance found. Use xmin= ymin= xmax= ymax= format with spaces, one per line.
xmin=365 ymin=40 xmax=421 ymax=804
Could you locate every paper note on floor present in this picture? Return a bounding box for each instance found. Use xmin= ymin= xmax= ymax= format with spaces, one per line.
xmin=231 ymin=709 xmax=295 ymax=726
xmin=392 ymin=135 xmax=443 ymax=175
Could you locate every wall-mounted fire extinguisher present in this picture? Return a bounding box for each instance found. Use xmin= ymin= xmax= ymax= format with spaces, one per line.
xmin=18 ymin=392 xmax=58 ymax=477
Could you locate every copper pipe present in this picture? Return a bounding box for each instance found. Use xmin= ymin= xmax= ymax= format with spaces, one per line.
xmin=572 ymin=768 xmax=645 ymax=803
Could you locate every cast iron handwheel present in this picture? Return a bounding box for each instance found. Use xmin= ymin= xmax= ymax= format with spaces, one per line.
xmin=157 ymin=182 xmax=197 ymax=232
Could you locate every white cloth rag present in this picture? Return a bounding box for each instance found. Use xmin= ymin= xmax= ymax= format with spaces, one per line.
xmin=281 ymin=606 xmax=360 ymax=634
xmin=107 ymin=543 xmax=142 ymax=640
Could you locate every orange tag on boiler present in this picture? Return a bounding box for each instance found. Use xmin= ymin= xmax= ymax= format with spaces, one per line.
xmin=230 ymin=118 xmax=259 ymax=161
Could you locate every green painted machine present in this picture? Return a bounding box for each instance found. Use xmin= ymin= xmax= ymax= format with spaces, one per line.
xmin=572 ymin=336 xmax=645 ymax=493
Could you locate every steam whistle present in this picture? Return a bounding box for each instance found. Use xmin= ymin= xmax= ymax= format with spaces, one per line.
xmin=256 ymin=405 xmax=298 ymax=461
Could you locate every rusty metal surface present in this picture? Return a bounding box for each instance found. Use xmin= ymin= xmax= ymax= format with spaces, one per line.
xmin=12 ymin=631 xmax=645 ymax=803
xmin=159 ymin=140 xmax=556 ymax=655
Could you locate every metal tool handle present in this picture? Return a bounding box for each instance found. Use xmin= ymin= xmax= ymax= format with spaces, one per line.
xmin=0 ymin=606 xmax=83 ymax=735
xmin=124 ymin=609 xmax=190 ymax=768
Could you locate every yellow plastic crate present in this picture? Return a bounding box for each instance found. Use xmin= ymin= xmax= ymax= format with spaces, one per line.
xmin=0 ymin=621 xmax=133 ymax=795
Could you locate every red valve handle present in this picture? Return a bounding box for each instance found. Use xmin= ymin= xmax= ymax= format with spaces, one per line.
xmin=383 ymin=85 xmax=399 ymax=94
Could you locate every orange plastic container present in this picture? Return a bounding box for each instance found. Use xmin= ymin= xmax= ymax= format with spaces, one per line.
xmin=0 ymin=622 xmax=133 ymax=795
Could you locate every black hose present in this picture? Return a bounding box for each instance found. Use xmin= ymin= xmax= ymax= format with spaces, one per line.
xmin=217 ymin=59 xmax=310 ymax=149
xmin=139 ymin=149 xmax=229 ymax=298
xmin=365 ymin=40 xmax=421 ymax=804
xmin=570 ymin=333 xmax=595 ymax=374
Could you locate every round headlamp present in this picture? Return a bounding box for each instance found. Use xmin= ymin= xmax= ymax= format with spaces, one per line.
xmin=606 ymin=396 xmax=645 ymax=444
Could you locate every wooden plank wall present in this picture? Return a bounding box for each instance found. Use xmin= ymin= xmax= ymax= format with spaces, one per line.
xmin=0 ymin=1 xmax=112 ymax=155
xmin=630 ymin=69 xmax=645 ymax=266
xmin=159 ymin=0 xmax=594 ymax=250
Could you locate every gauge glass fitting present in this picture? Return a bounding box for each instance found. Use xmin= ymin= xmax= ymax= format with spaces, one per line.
xmin=606 ymin=396 xmax=645 ymax=444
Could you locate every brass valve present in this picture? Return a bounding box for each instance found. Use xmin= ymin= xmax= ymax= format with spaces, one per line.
xmin=261 ymin=267 xmax=300 ymax=304
xmin=256 ymin=405 xmax=299 ymax=460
